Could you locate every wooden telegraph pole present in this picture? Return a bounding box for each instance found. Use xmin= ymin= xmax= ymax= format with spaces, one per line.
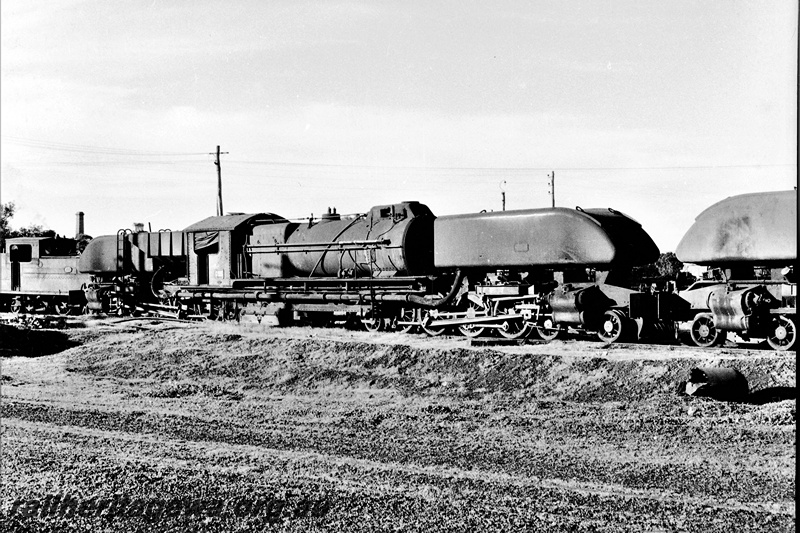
xmin=548 ymin=171 xmax=555 ymax=207
xmin=211 ymin=146 xmax=229 ymax=216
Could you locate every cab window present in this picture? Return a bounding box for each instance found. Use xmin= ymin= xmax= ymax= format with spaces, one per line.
xmin=9 ymin=244 xmax=32 ymax=263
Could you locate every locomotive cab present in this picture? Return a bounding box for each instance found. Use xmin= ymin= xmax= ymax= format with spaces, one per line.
xmin=183 ymin=213 xmax=288 ymax=286
xmin=0 ymin=236 xmax=88 ymax=313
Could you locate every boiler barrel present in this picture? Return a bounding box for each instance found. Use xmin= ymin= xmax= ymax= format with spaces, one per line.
xmin=283 ymin=202 xmax=435 ymax=277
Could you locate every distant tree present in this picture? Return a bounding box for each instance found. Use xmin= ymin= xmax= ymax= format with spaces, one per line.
xmin=0 ymin=201 xmax=56 ymax=251
xmin=629 ymin=261 xmax=660 ymax=286
xmin=14 ymin=224 xmax=53 ymax=238
xmin=0 ymin=202 xmax=16 ymax=251
xmin=630 ymin=252 xmax=696 ymax=290
xmin=656 ymin=252 xmax=683 ymax=279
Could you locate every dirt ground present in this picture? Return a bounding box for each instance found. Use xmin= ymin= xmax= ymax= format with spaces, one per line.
xmin=0 ymin=319 xmax=795 ymax=532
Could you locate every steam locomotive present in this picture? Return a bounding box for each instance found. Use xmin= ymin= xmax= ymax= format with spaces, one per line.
xmin=673 ymin=190 xmax=796 ymax=350
xmin=1 ymin=190 xmax=795 ymax=350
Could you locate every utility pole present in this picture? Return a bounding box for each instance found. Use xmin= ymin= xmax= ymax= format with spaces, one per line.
xmin=500 ymin=180 xmax=507 ymax=211
xmin=211 ymin=146 xmax=229 ymax=216
xmin=547 ymin=171 xmax=555 ymax=207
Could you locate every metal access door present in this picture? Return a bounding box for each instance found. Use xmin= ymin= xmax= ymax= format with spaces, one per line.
xmin=9 ymin=244 xmax=32 ymax=290
xmin=11 ymin=262 xmax=21 ymax=291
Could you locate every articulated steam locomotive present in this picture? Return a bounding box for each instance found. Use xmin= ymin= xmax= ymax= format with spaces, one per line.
xmin=0 ymin=190 xmax=795 ymax=350
xmin=71 ymin=201 xmax=662 ymax=344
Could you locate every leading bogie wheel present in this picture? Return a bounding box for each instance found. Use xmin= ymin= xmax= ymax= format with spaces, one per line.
xmin=766 ymin=315 xmax=796 ymax=351
xmin=536 ymin=317 xmax=562 ymax=341
xmin=689 ymin=313 xmax=724 ymax=348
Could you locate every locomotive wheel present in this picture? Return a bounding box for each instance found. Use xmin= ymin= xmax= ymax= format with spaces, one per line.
xmin=221 ymin=304 xmax=240 ymax=322
xmin=109 ymin=299 xmax=125 ymax=317
xmin=422 ymin=326 xmax=444 ymax=337
xmin=458 ymin=301 xmax=486 ymax=338
xmin=23 ymin=298 xmax=37 ymax=314
xmin=52 ymin=302 xmax=70 ymax=316
xmin=212 ymin=302 xmax=239 ymax=321
xmin=597 ymin=310 xmax=626 ymax=343
xmin=362 ymin=311 xmax=386 ymax=332
xmin=766 ymin=315 xmax=796 ymax=351
xmin=210 ymin=303 xmax=226 ymax=321
xmin=689 ymin=313 xmax=724 ymax=348
xmin=422 ymin=323 xmax=447 ymax=336
xmin=536 ymin=318 xmax=562 ymax=341
xmin=395 ymin=308 xmax=417 ymax=334
xmin=10 ymin=298 xmax=22 ymax=314
xmin=498 ymin=319 xmax=533 ymax=340
xmin=421 ymin=311 xmax=447 ymax=336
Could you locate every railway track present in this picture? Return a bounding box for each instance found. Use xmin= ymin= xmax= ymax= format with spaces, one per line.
xmin=2 ymin=311 xmax=792 ymax=354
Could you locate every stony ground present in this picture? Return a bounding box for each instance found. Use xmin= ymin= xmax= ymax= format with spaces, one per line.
xmin=0 ymin=319 xmax=795 ymax=532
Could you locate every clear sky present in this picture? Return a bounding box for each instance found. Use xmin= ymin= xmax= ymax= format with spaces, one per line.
xmin=1 ymin=0 xmax=797 ymax=252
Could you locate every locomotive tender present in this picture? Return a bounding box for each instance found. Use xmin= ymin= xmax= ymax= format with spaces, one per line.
xmin=1 ymin=190 xmax=795 ymax=351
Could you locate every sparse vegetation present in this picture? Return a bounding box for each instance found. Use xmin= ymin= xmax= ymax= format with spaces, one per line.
xmin=1 ymin=321 xmax=795 ymax=531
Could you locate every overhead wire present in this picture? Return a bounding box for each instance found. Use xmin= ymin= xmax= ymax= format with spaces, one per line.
xmin=227 ymin=159 xmax=796 ymax=171
xmin=2 ymin=136 xmax=795 ymax=196
xmin=3 ymin=135 xmax=794 ymax=171
xmin=1 ymin=135 xmax=209 ymax=156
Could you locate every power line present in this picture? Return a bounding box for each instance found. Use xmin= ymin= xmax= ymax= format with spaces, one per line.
xmin=1 ymin=136 xmax=208 ymax=156
xmin=3 ymin=135 xmax=794 ymax=171
xmin=227 ymin=160 xmax=796 ymax=171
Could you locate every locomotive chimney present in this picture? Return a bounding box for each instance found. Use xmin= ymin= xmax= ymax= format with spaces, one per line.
xmin=75 ymin=211 xmax=85 ymax=239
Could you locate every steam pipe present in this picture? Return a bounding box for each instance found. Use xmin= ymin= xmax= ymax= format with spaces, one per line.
xmin=406 ymin=269 xmax=464 ymax=309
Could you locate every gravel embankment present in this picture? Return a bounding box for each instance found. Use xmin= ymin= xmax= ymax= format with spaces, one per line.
xmin=1 ymin=321 xmax=795 ymax=532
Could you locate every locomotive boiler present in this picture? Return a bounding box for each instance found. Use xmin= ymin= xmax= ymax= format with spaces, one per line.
xmin=248 ymin=201 xmax=435 ymax=278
